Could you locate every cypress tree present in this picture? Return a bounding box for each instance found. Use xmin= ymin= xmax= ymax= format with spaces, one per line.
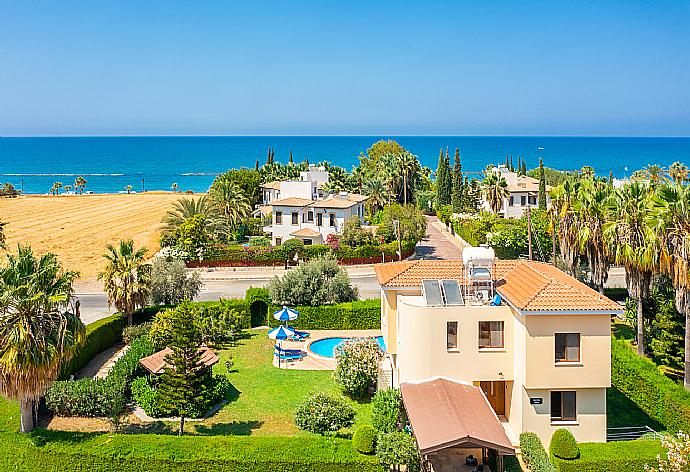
xmin=289 ymin=149 xmax=293 ymax=164
xmin=516 ymin=156 xmax=521 ymax=175
xmin=435 ymin=148 xmax=446 ymax=207
xmin=505 ymin=154 xmax=509 ymax=167
xmin=521 ymin=158 xmax=527 ymax=176
xmin=442 ymin=149 xmax=453 ymax=205
xmin=509 ymin=155 xmax=514 ymax=172
xmin=609 ymin=170 xmax=614 ymax=184
xmin=255 ymin=159 xmax=259 ymax=171
xmin=451 ymin=148 xmax=463 ymax=212
xmin=157 ymin=304 xmax=208 ymax=436
xmin=538 ymin=158 xmax=547 ymax=211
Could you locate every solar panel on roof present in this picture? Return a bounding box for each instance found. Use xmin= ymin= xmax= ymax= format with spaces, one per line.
xmin=422 ymin=280 xmax=443 ymax=306
xmin=441 ymin=280 xmax=463 ymax=305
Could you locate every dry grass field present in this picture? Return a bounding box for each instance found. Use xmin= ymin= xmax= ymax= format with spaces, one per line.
xmin=0 ymin=193 xmax=186 ymax=281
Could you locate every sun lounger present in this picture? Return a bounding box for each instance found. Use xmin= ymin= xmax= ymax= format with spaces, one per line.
xmin=288 ymin=330 xmax=311 ymax=341
xmin=274 ymin=344 xmax=303 ymax=355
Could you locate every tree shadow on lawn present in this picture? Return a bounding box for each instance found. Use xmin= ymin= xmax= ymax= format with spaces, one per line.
xmin=193 ymin=420 xmax=264 ymax=436
xmin=607 ymin=386 xmax=664 ymax=431
xmin=612 ymin=321 xmax=635 ymax=341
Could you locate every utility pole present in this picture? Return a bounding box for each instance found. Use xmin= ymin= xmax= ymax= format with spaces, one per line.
xmin=526 ymin=205 xmax=533 ymax=261
xmin=393 ymin=219 xmax=402 ymax=261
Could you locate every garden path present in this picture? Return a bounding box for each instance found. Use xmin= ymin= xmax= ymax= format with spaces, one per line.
xmin=413 ymin=216 xmax=465 ymax=260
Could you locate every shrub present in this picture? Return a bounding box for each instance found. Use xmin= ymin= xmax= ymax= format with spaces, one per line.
xmin=248 ymin=236 xmax=271 ymax=247
xmin=376 ymin=204 xmax=427 ymax=244
xmin=149 ymin=257 xmax=203 ymax=305
xmin=611 ymin=338 xmax=690 ymax=432
xmin=267 ymin=256 xmax=359 ymax=306
xmin=176 ymin=214 xmax=210 ymax=259
xmin=519 ymin=432 xmax=556 ymax=472
xmin=353 ymin=425 xmax=377 ymax=454
xmin=415 ymin=190 xmax=435 ymax=214
xmin=371 ymin=389 xmax=401 ymax=433
xmin=122 ymin=322 xmax=152 ymax=344
xmin=45 ymin=378 xmax=124 ymax=417
xmin=341 ymin=217 xmax=374 ymax=248
xmin=131 ymin=376 xmax=164 ymax=417
xmin=375 ymin=432 xmax=421 ymax=472
xmin=294 ymin=392 xmax=356 ymax=435
xmin=550 ymin=428 xmax=579 ymax=459
xmin=334 ymin=338 xmax=384 ymax=399
xmin=267 ymin=299 xmax=380 ymax=330
xmin=551 ymin=440 xmax=664 ymax=472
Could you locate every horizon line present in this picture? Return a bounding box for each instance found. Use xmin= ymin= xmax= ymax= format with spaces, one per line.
xmin=2 ymin=134 xmax=690 ymax=138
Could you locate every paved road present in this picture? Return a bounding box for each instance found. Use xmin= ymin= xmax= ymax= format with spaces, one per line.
xmin=413 ymin=216 xmax=464 ymax=260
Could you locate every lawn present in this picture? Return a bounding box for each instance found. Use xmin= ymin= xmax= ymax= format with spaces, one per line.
xmin=201 ymin=330 xmax=371 ymax=436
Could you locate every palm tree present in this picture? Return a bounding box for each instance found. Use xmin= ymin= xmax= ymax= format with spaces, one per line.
xmin=669 ymin=162 xmax=689 ymax=185
xmin=603 ymin=183 xmax=658 ymax=356
xmin=0 ymin=246 xmax=84 ymax=432
xmin=396 ymin=151 xmax=420 ymax=205
xmin=50 ymin=182 xmax=63 ymax=196
xmin=641 ymin=164 xmax=668 ymax=185
xmin=481 ymin=173 xmax=509 ymax=214
xmin=651 ymin=183 xmax=690 ymax=388
xmin=74 ymin=176 xmax=87 ymax=195
xmin=162 ymin=196 xmax=219 ymax=234
xmin=0 ymin=221 xmax=5 ymax=250
xmin=550 ymin=181 xmax=581 ymax=276
xmin=63 ymin=185 xmax=72 ymax=193
xmin=208 ymin=180 xmax=251 ymax=230
xmin=125 ymin=185 xmax=133 ymax=194
xmin=576 ymin=181 xmax=611 ymax=294
xmin=98 ymin=240 xmax=151 ymax=327
xmin=362 ymin=177 xmax=389 ymax=214
xmin=171 ymin=183 xmax=179 ymax=193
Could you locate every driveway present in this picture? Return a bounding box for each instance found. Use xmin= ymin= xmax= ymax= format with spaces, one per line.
xmin=413 ymin=216 xmax=464 ymax=260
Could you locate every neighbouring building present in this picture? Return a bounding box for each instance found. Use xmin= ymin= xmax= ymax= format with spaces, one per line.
xmin=482 ymin=165 xmax=551 ymax=218
xmin=258 ymin=167 xmax=369 ymax=246
xmin=374 ymin=247 xmax=621 ymax=469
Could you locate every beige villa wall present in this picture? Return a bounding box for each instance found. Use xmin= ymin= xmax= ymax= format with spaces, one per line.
xmin=381 ymin=288 xmax=420 ymax=356
xmin=395 ymin=296 xmax=515 ymax=384
xmin=523 ymin=314 xmax=611 ymax=389
xmin=521 ymin=387 xmax=607 ymax=446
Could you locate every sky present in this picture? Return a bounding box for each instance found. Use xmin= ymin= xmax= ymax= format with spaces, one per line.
xmin=0 ymin=1 xmax=689 ymax=136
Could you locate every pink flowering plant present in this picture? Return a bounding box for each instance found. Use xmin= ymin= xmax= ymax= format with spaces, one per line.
xmin=334 ymin=337 xmax=384 ymax=399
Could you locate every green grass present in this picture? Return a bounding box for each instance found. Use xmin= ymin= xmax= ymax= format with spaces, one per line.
xmin=551 ymin=440 xmax=664 ymax=472
xmin=203 ymin=330 xmax=371 ymax=436
xmin=0 ymin=397 xmax=18 ymax=432
xmin=606 ymin=386 xmax=663 ymax=431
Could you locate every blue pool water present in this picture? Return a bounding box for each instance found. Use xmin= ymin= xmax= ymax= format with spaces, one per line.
xmin=308 ymin=336 xmax=386 ymax=359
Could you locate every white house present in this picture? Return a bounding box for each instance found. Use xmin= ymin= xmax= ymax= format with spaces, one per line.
xmin=481 ymin=165 xmax=551 ymax=218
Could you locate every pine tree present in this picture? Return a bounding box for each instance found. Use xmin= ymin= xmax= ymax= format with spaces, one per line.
xmin=157 ymin=303 xmax=208 ymax=436
xmin=451 ymin=148 xmax=463 ymax=212
xmin=435 ymin=148 xmax=446 ymax=207
xmin=538 ymin=158 xmax=547 ymax=211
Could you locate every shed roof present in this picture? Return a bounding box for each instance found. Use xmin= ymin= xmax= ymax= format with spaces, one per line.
xmin=401 ymin=377 xmax=515 ymax=455
xmin=139 ymin=346 xmax=219 ymax=374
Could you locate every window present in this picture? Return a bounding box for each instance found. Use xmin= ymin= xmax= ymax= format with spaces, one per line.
xmin=316 ymin=213 xmax=323 ymax=226
xmin=275 ymin=237 xmax=282 ymax=245
xmin=551 ymin=391 xmax=577 ymax=422
xmin=555 ymin=333 xmax=581 ymax=363
xmin=479 ymin=321 xmax=504 ymax=349
xmin=520 ymin=195 xmax=527 ymax=206
xmin=307 ymin=211 xmax=314 ymax=222
xmin=303 ymin=239 xmax=312 ymax=245
xmin=447 ymin=321 xmax=458 ymax=350
xmin=329 ymin=213 xmax=336 ymax=227
xmin=529 ymin=195 xmax=537 ymax=205
xmin=292 ymin=212 xmax=299 ymax=225
xmin=509 ymin=196 xmax=514 ymax=206
xmin=275 ymin=211 xmax=282 ymax=224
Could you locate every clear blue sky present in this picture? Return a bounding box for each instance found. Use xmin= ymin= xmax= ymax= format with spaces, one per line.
xmin=1 ymin=1 xmax=689 ymax=136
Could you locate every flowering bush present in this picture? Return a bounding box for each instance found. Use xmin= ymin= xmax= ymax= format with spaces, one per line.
xmin=294 ymin=392 xmax=356 ymax=435
xmin=326 ymin=233 xmax=341 ymax=250
xmin=646 ymin=431 xmax=690 ymax=472
xmin=334 ymin=337 xmax=384 ymax=399
xmin=375 ymin=432 xmax=421 ymax=472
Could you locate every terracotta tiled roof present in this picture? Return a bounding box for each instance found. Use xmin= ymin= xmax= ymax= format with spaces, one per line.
xmin=375 ymin=259 xmax=621 ymax=313
xmin=261 ymin=181 xmax=281 ymax=190
xmin=290 ymin=227 xmax=322 ymax=238
xmin=139 ymin=346 xmax=219 ymax=374
xmin=270 ymin=197 xmax=314 ymax=207
xmin=401 ymin=377 xmax=515 ymax=455
xmin=311 ymin=193 xmax=368 ymax=209
xmin=507 ymin=176 xmax=553 ymax=193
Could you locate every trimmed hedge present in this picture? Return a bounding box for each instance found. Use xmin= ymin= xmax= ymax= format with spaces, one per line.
xmin=0 ymin=431 xmax=384 ymax=471
xmin=519 ymin=432 xmax=556 ymax=472
xmin=551 ymin=440 xmax=664 ymax=472
xmin=353 ymin=425 xmax=377 ymax=454
xmin=267 ymin=299 xmax=381 ymax=330
xmin=612 ymin=338 xmax=690 ymax=432
xmin=549 ymin=428 xmax=579 ymax=459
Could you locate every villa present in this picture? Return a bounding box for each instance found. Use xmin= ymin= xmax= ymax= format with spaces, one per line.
xmin=374 ymin=247 xmax=622 ymax=469
xmin=482 ymin=165 xmax=551 ymax=218
xmin=259 ymin=166 xmax=369 ymax=246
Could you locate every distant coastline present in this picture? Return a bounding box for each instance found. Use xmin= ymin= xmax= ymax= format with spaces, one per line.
xmin=1 ymin=136 xmax=689 ymax=194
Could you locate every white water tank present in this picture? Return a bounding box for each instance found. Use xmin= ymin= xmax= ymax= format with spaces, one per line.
xmin=462 ymin=247 xmax=495 ymax=268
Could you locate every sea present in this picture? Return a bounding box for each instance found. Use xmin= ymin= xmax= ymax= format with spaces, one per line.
xmin=1 ymin=136 xmax=689 ymax=194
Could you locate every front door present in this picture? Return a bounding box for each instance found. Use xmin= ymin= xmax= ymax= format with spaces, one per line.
xmin=480 ymin=381 xmax=505 ymax=416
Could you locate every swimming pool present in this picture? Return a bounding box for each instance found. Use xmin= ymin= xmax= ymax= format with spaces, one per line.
xmin=308 ymin=336 xmax=386 ymax=359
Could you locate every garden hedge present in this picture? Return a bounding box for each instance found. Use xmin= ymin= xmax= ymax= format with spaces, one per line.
xmin=549 ymin=428 xmax=579 ymax=460
xmin=551 ymin=440 xmax=664 ymax=472
xmin=519 ymin=432 xmax=556 ymax=472
xmin=611 ymin=338 xmax=690 ymax=432
xmin=0 ymin=431 xmax=384 ymax=472
xmin=267 ymin=299 xmax=381 ymax=330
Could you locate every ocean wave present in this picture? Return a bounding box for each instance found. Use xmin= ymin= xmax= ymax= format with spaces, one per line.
xmin=0 ymin=173 xmax=125 ymax=177
xmin=181 ymin=172 xmax=219 ymax=176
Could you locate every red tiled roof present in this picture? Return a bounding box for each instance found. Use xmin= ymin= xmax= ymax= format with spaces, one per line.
xmin=374 ymin=259 xmax=621 ymax=312
xmin=139 ymin=346 xmax=219 ymax=374
xmin=401 ymin=378 xmax=515 ymax=455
